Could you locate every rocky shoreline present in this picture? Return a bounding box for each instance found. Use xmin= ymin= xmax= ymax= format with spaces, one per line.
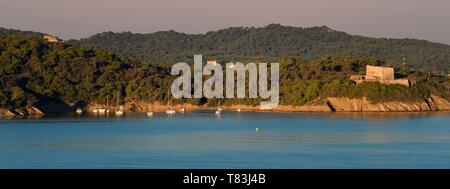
xmin=2 ymin=95 xmax=450 ymax=118
xmin=0 ymin=106 xmax=45 ymax=118
xmin=79 ymin=94 xmax=450 ymax=114
xmin=326 ymin=94 xmax=450 ymax=112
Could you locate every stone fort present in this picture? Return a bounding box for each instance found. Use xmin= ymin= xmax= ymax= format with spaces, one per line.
xmin=350 ymin=65 xmax=410 ymax=87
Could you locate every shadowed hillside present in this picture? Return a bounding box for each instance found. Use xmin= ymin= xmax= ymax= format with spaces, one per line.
xmin=79 ymin=24 xmax=450 ymax=70
xmin=1 ymin=35 xmax=450 ymax=113
xmin=0 ymin=27 xmax=43 ymax=38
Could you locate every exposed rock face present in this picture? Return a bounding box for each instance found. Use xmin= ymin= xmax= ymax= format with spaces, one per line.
xmin=0 ymin=108 xmax=16 ymax=117
xmin=275 ymin=104 xmax=332 ymax=112
xmin=326 ymin=97 xmax=431 ymax=112
xmin=135 ymin=102 xmax=206 ymax=112
xmin=75 ymin=95 xmax=450 ymax=114
xmin=3 ymin=94 xmax=449 ymax=117
xmin=428 ymin=95 xmax=450 ymax=111
xmin=24 ymin=106 xmax=45 ymax=115
xmin=86 ymin=101 xmax=333 ymax=112
xmin=0 ymin=106 xmax=45 ymax=117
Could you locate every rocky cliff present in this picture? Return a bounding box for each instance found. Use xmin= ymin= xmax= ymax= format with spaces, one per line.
xmin=85 ymin=101 xmax=333 ymax=113
xmin=326 ymin=97 xmax=430 ymax=112
xmin=0 ymin=106 xmax=45 ymax=117
xmin=326 ymin=94 xmax=450 ymax=112
xmin=4 ymin=95 xmax=449 ymax=117
xmin=78 ymin=95 xmax=450 ymax=113
xmin=427 ymin=95 xmax=450 ymax=111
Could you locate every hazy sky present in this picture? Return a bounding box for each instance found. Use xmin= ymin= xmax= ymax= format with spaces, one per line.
xmin=1 ymin=0 xmax=449 ymax=44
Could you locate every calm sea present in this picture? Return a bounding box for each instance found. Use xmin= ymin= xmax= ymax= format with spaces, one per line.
xmin=1 ymin=111 xmax=449 ymax=168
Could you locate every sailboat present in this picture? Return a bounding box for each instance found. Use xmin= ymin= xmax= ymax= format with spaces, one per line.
xmin=98 ymin=108 xmax=106 ymax=114
xmin=180 ymin=99 xmax=185 ymax=113
xmin=147 ymin=99 xmax=154 ymax=117
xmin=215 ymin=100 xmax=222 ymax=115
xmin=115 ymin=92 xmax=124 ymax=116
xmin=92 ymin=99 xmax=99 ymax=113
xmin=106 ymin=96 xmax=110 ymax=113
xmin=147 ymin=110 xmax=154 ymax=117
xmin=165 ymin=89 xmax=176 ymax=115
xmin=166 ymin=107 xmax=175 ymax=115
xmin=93 ymin=99 xmax=106 ymax=114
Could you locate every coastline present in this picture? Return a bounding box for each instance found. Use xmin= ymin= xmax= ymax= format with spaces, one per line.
xmin=2 ymin=94 xmax=450 ymax=118
xmin=83 ymin=94 xmax=450 ymax=113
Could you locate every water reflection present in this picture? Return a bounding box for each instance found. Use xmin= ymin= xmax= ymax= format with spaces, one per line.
xmin=1 ymin=111 xmax=450 ymax=168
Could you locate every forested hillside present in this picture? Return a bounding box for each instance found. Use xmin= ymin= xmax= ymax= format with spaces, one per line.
xmin=79 ymin=24 xmax=450 ymax=71
xmin=0 ymin=35 xmax=171 ymax=110
xmin=1 ymin=35 xmax=449 ymax=111
xmin=0 ymin=27 xmax=43 ymax=38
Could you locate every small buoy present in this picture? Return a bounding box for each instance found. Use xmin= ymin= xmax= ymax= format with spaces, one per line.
xmin=256 ymin=128 xmax=259 ymax=132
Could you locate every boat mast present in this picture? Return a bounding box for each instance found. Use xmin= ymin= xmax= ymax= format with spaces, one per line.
xmin=116 ymin=91 xmax=119 ymax=110
xmin=167 ymin=88 xmax=171 ymax=108
xmin=149 ymin=94 xmax=152 ymax=111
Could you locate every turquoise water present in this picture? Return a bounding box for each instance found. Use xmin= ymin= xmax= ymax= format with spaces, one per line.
xmin=1 ymin=111 xmax=450 ymax=168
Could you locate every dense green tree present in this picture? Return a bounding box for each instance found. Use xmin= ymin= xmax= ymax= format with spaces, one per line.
xmin=0 ymin=89 xmax=10 ymax=107
xmin=79 ymin=24 xmax=450 ymax=71
xmin=1 ymin=35 xmax=449 ymax=110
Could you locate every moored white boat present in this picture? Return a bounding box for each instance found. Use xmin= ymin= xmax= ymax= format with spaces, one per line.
xmin=165 ymin=89 xmax=176 ymax=115
xmin=166 ymin=109 xmax=176 ymax=114
xmin=115 ymin=110 xmax=124 ymax=116
xmin=115 ymin=93 xmax=124 ymax=116
xmin=215 ymin=100 xmax=222 ymax=115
